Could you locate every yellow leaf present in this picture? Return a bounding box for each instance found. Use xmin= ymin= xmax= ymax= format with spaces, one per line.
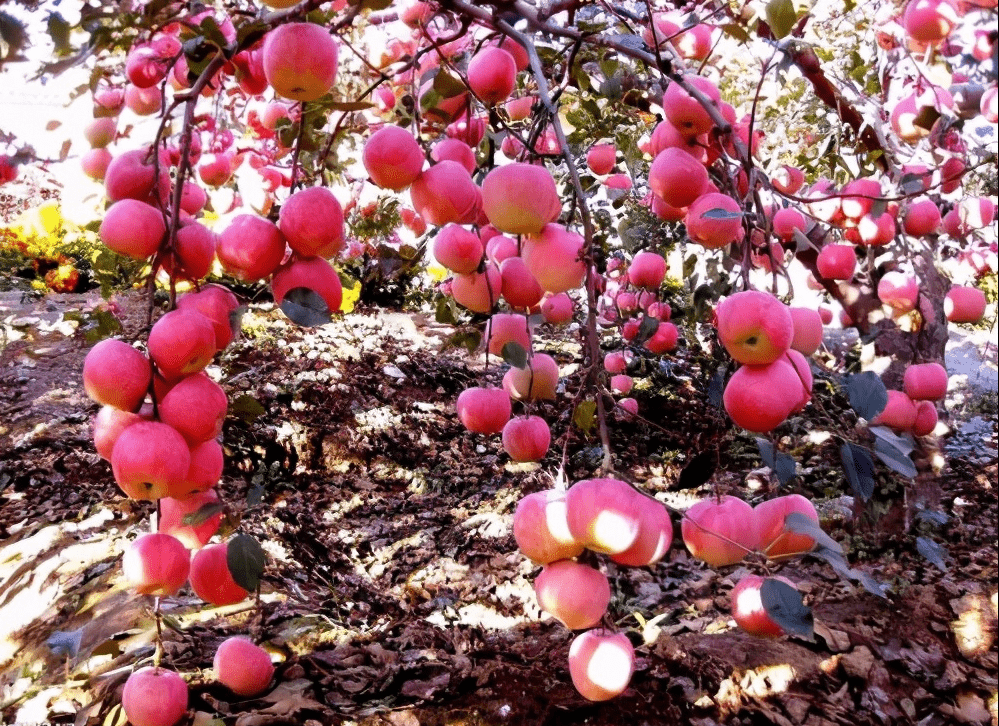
xmin=339 ymin=278 xmax=361 ymax=314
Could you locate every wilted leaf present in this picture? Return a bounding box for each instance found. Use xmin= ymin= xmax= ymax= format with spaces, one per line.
xmin=573 ymin=400 xmax=597 ymax=435
xmin=760 ymin=578 xmax=813 ymax=639
xmin=840 ymin=442 xmax=876 ymax=501
xmin=182 ymin=502 xmax=224 ymax=527
xmin=811 ymin=544 xmax=890 ymax=599
xmin=501 ymin=341 xmax=528 ymax=369
xmin=847 ymin=371 xmax=888 ymax=421
xmin=433 ymin=69 xmax=466 ymax=98
xmin=280 ymin=288 xmax=331 ymax=327
xmin=229 ymin=395 xmax=266 ymax=424
xmin=916 ymin=536 xmax=949 ymax=572
xmin=327 ymin=100 xmax=375 ymax=112
xmin=227 ymin=533 xmax=266 ymax=592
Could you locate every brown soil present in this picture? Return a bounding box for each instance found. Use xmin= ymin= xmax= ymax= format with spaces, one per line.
xmin=0 ymin=288 xmax=996 ymax=726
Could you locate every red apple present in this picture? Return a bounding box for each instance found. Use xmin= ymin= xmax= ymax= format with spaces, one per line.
xmin=903 ymin=362 xmax=948 ymax=401
xmin=162 ymin=221 xmax=216 ymax=281
xmin=122 ymin=667 xmax=188 ymax=726
xmin=278 ymin=187 xmax=345 ymax=258
xmin=410 ymin=161 xmax=481 ymax=226
xmin=772 ymin=207 xmax=807 ymax=241
xmin=945 ymin=285 xmax=987 ymax=323
xmin=484 ymin=312 xmax=532 ymax=357
xmin=433 ymin=224 xmax=483 ymax=274
xmin=100 ymin=199 xmax=165 ymax=259
xmin=754 ymin=494 xmax=820 ymax=560
xmin=723 ymin=357 xmax=802 ymax=432
xmin=363 ymin=125 xmax=425 ymax=191
xmin=513 ymin=489 xmax=585 ymax=564
xmin=628 ymin=251 xmax=667 ymax=289
xmin=681 ymin=495 xmax=758 ymax=567
xmin=500 ymin=256 xmax=544 ymax=309
xmin=450 ymin=266 xmax=501 ymax=313
xmin=214 ymin=637 xmax=274 ymax=696
xmin=716 ymin=291 xmax=794 ymax=365
xmin=686 ymin=192 xmax=743 ymax=249
xmin=156 ymin=489 xmax=222 ymax=549
xmin=271 ymin=256 xmax=343 ymax=315
xmin=159 ymin=372 xmax=227 ymax=445
xmin=662 ymin=75 xmax=721 ymax=137
xmin=467 ymin=46 xmax=517 ymax=103
xmin=816 ymin=244 xmax=857 ymax=280
xmin=148 ymin=309 xmax=217 ymax=380
xmin=81 ymin=148 xmax=113 ymax=181
xmin=877 ymin=271 xmax=919 ymax=313
xmin=502 ymin=415 xmax=551 ymax=462
xmin=913 ymin=400 xmax=938 ymax=436
xmin=541 ymin=292 xmax=574 ymax=325
xmin=731 ymin=575 xmax=797 ymax=637
xmin=456 ymin=386 xmax=511 ymax=434
xmin=565 ymin=478 xmax=644 ymax=555
xmin=502 ymin=353 xmax=559 ymax=401
xmin=123 ymin=532 xmax=190 ymax=597
xmin=182 ymin=438 xmax=224 ymax=496
xmin=645 ymin=322 xmax=680 ymax=354
xmin=93 ymin=405 xmax=145 ymax=460
xmin=112 ymin=421 xmax=191 ymax=500
xmin=262 ymin=23 xmax=338 ymax=102
xmin=190 ymin=542 xmax=250 ymax=606
xmin=568 ymin=629 xmax=635 ymax=701
xmin=789 ymin=307 xmax=823 ymax=356
xmin=534 ymin=560 xmax=611 ymax=630
xmin=83 ymin=338 xmax=152 ymax=411
xmin=431 ymin=138 xmax=477 ymax=173
xmin=903 ymin=199 xmax=941 ymax=236
xmin=610 ymin=494 xmax=673 ymax=567
xmin=586 ymin=144 xmax=617 ymax=175
xmin=871 ymin=390 xmax=918 ymax=431
xmin=649 ymin=147 xmax=708 ymax=208
xmin=216 ymin=215 xmax=287 ymax=282
xmin=521 ymin=224 xmax=587 ymax=294
xmin=176 ymin=284 xmax=240 ymax=351
xmin=481 ymin=163 xmax=562 ymax=235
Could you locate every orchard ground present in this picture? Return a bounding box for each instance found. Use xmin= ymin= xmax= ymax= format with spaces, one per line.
xmin=0 ymin=276 xmax=996 ymax=725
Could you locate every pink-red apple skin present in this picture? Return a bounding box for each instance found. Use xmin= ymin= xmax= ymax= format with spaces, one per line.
xmin=681 ymin=495 xmax=758 ymax=567
xmin=83 ymin=338 xmax=152 ymax=412
xmin=123 ymin=532 xmax=191 ymax=597
xmin=903 ymin=362 xmax=948 ymax=401
xmin=723 ymin=358 xmax=802 ymax=433
xmin=628 ymin=251 xmax=667 ymax=289
xmin=534 ymin=559 xmax=611 ymax=630
xmin=176 ymin=284 xmax=240 ymax=351
xmin=271 ymin=256 xmax=343 ymax=315
xmin=148 ymin=309 xmax=217 ymax=381
xmin=649 ymin=147 xmax=707 ymax=208
xmin=731 ymin=575 xmax=797 ymax=637
xmin=182 ymin=438 xmax=225 ymax=496
xmin=520 ymin=224 xmax=587 ymax=294
xmin=610 ymin=495 xmax=673 ymax=567
xmin=754 ymin=494 xmax=820 ymax=560
xmin=157 ymin=490 xmax=223 ymax=549
xmin=565 ymin=478 xmax=643 ymax=555
xmin=262 ymin=23 xmax=338 ymax=102
xmin=451 ymin=266 xmax=502 ymax=313
xmin=410 ymin=161 xmax=481 ymax=226
xmin=159 ymin=372 xmax=227 ymax=445
xmin=93 ymin=405 xmax=145 ymax=460
xmin=434 ymin=224 xmax=483 ymax=274
xmin=481 ymin=163 xmax=562 ymax=235
xmin=484 ymin=312 xmax=532 ymax=357
xmin=363 ymin=126 xmax=425 ymax=191
xmin=502 ymin=415 xmax=551 ymax=462
xmin=871 ymin=390 xmax=918 ymax=431
xmin=111 ymin=421 xmax=191 ymax=501
xmin=502 ymin=353 xmax=559 ymax=401
xmin=216 ymin=215 xmax=287 ymax=283
xmin=513 ymin=489 xmax=584 ymax=564
xmin=945 ymin=286 xmax=987 ymax=323
xmin=278 ymin=187 xmax=345 ymax=258
xmin=467 ymin=46 xmax=517 ymax=103
xmin=568 ymin=629 xmax=635 ymax=701
xmin=100 ymin=199 xmax=165 ymax=259
xmin=586 ymin=144 xmax=617 ymax=175
xmin=121 ymin=667 xmax=188 ymax=726
xmin=913 ymin=400 xmax=938 ymax=436
xmin=686 ymin=193 xmax=743 ymax=249
xmin=190 ymin=543 xmax=250 ymax=606
xmin=456 ymin=386 xmax=511 ymax=434
xmin=816 ymin=244 xmax=857 ymax=280
xmin=716 ymin=291 xmax=794 ymax=365
xmin=541 ymin=293 xmax=574 ymax=325
xmin=789 ymin=307 xmax=824 ymax=356
xmin=499 ymin=256 xmax=544 ymax=309
xmin=214 ymin=637 xmax=275 ymax=696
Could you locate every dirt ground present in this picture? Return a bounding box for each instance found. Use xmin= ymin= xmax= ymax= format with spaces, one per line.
xmin=0 ymin=282 xmax=997 ymax=726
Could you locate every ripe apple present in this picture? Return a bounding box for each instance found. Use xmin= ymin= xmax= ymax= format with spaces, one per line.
xmin=840 ymin=178 xmax=882 ymax=220
xmin=568 ymin=629 xmax=635 ymax=701
xmin=903 ymin=0 xmax=958 ymax=43
xmin=467 ymin=46 xmax=517 ymax=103
xmin=176 ymin=284 xmax=240 ymax=351
xmin=148 ymin=309 xmax=217 ymax=381
xmin=262 ymin=23 xmax=338 ymax=102
xmin=83 ymin=338 xmax=152 ymax=412
xmin=433 ymin=224 xmax=483 ymax=274
xmin=124 ymin=83 xmax=162 ymax=116
xmin=944 ymin=285 xmax=987 ymax=323
xmin=681 ymin=495 xmax=758 ymax=567
xmin=662 ymin=75 xmax=721 ymax=137
xmin=502 ymin=415 xmax=551 ymax=462
xmin=190 ymin=542 xmax=250 ymax=606
xmin=99 ymin=199 xmax=166 ymax=260
xmin=686 ymin=193 xmax=743 ymax=249
xmin=216 ymin=214 xmax=287 ymax=282
xmin=410 ymin=161 xmax=482 ymax=226
xmin=877 ymin=271 xmax=919 ymax=313
xmin=500 ymin=256 xmax=544 ymax=309
xmin=159 ymin=372 xmax=227 ymax=445
xmin=278 ymin=187 xmax=345 ymax=258
xmin=913 ymin=400 xmax=938 ymax=436
xmin=520 ymin=224 xmax=587 ymax=294
xmin=534 ymin=559 xmax=611 ymax=630
xmin=183 ymin=438 xmax=225 ymax=496
xmin=586 ymin=144 xmax=617 ymax=175
xmin=81 ymin=148 xmax=113 ymax=181
xmin=156 ymin=489 xmax=222 ymax=549
xmin=815 ymin=244 xmax=857 ymax=280
xmin=645 ymin=322 xmax=679 ymax=354
xmin=610 ymin=494 xmax=673 ymax=567
xmin=565 ymin=478 xmax=644 ymax=555
xmin=123 ymin=532 xmax=191 ymax=597
xmin=628 ymin=251 xmax=667 ymax=289
xmin=772 ymin=207 xmax=807 ymax=241
xmin=754 ymin=494 xmax=820 ymax=560
xmin=214 ymin=637 xmax=275 ymax=696
xmin=789 ymin=307 xmax=823 ymax=356
xmin=716 ymin=290 xmax=794 ymax=365
xmin=481 ymin=163 xmax=562 ymax=235
xmin=271 ymin=256 xmax=343 ymax=316
xmin=772 ymin=165 xmax=805 ymax=194
xmin=903 ymin=362 xmax=948 ymax=401
xmin=432 ymin=138 xmax=477 ymax=173
xmin=648 ymin=147 xmax=708 ymax=208
xmin=871 ymin=390 xmax=918 ymax=431
xmin=731 ymin=575 xmax=797 ymax=637
xmin=456 ymin=386 xmax=511 ymax=434
xmin=111 ymin=421 xmax=191 ymax=500
xmin=121 ymin=667 xmax=188 ymax=726
xmin=513 ymin=489 xmax=584 ymax=564
xmin=541 ymin=292 xmax=574 ymax=325
xmin=163 ymin=221 xmax=216 ymax=281
xmin=450 ymin=266 xmax=501 ymax=313
xmin=723 ymin=357 xmax=802 ymax=432
xmin=363 ymin=126 xmax=425 ymax=191
xmin=502 ymin=353 xmax=559 ymax=401
xmin=903 ymin=199 xmax=941 ymax=236
xmin=93 ymin=405 xmax=145 ymax=460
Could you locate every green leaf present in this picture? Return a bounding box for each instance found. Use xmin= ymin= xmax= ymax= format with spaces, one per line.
xmin=433 ymin=69 xmax=466 ymax=98
xmin=784 ymin=511 xmax=842 ymax=554
xmin=846 ymin=372 xmax=888 ymax=421
xmin=840 ymin=442 xmax=876 ymax=502
xmin=435 ymin=297 xmax=457 ymax=325
xmin=678 ymin=450 xmax=716 ymax=490
xmin=279 ymin=288 xmax=331 ymax=327
xmin=573 ymin=400 xmax=597 ymax=435
xmin=47 ymin=12 xmax=71 ymax=54
xmin=702 ymin=207 xmax=744 ymax=220
xmin=182 ymin=502 xmax=224 ymax=527
xmin=633 ymin=315 xmax=660 ymax=346
xmin=874 ymin=436 xmax=917 ymax=478
xmin=760 ymin=578 xmax=813 ymax=639
xmin=229 ymin=395 xmax=266 ymax=424
xmin=444 ymin=330 xmax=481 ymax=354
xmin=766 ymin=0 xmax=798 ymax=39
xmin=227 ymin=533 xmax=266 ymax=592
xmin=501 ymin=341 xmax=529 ymax=369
